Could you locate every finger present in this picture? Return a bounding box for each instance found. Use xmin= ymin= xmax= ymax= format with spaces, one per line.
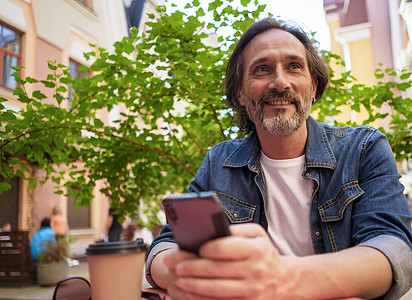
xmin=175 ymin=258 xmax=248 ymax=279
xmin=229 ymin=223 xmax=268 ymax=238
xmin=175 ymin=251 xmax=278 ymax=281
xmin=167 ymin=266 xmax=240 ymax=300
xmin=199 ymin=229 xmax=274 ymax=260
xmin=176 ymin=277 xmax=264 ymax=299
xmin=198 ymin=235 xmax=257 ymax=260
xmin=167 ymin=281 xmax=197 ymax=300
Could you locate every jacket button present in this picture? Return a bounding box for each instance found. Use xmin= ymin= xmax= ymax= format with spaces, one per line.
xmin=304 ymin=172 xmax=311 ymax=177
xmin=315 ymin=231 xmax=321 ymax=237
xmin=233 ymin=213 xmax=238 ymax=218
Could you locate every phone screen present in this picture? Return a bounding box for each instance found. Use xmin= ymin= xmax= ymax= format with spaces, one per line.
xmin=162 ymin=191 xmax=230 ymax=253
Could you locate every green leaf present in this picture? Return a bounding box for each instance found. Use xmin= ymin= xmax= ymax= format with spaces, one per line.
xmin=196 ymin=7 xmax=205 ymax=17
xmin=56 ymin=86 xmax=68 ymax=93
xmin=400 ymin=72 xmax=412 ymax=80
xmin=8 ymin=157 xmax=20 ymax=165
xmin=48 ymin=62 xmax=57 ymax=70
xmin=208 ymin=0 xmax=223 ymax=11
xmin=27 ymin=180 xmax=37 ymax=190
xmin=41 ymin=80 xmax=55 ymax=88
xmin=397 ymin=82 xmax=410 ymax=91
xmin=16 ymin=170 xmax=25 ymax=179
xmin=94 ymin=118 xmax=104 ymax=128
xmin=32 ymin=90 xmax=47 ymax=100
xmin=25 ymin=77 xmax=39 ymax=83
xmin=78 ymin=65 xmax=89 ymax=73
xmin=33 ymin=145 xmax=44 ymax=163
xmin=60 ymin=77 xmax=71 ymax=84
xmin=0 ymin=182 xmax=12 ymax=194
xmin=13 ymin=88 xmax=31 ymax=103
xmin=20 ymin=164 xmax=31 ymax=173
xmin=54 ymin=93 xmax=64 ymax=104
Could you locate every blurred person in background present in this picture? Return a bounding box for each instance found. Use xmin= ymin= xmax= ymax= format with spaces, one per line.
xmin=0 ymin=223 xmax=11 ymax=232
xmin=51 ymin=206 xmax=69 ymax=240
xmin=30 ymin=218 xmax=55 ymax=261
xmin=106 ymin=207 xmax=124 ymax=242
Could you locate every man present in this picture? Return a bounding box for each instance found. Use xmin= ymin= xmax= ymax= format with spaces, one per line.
xmin=30 ymin=218 xmax=56 ymax=261
xmin=146 ymin=18 xmax=412 ymax=299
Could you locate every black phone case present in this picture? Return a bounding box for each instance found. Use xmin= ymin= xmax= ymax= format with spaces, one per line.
xmin=162 ymin=191 xmax=230 ymax=254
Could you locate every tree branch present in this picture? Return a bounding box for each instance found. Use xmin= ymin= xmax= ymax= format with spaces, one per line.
xmin=0 ymin=125 xmax=198 ymax=177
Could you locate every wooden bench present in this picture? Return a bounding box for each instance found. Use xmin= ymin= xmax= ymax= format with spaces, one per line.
xmin=0 ymin=231 xmax=37 ymax=286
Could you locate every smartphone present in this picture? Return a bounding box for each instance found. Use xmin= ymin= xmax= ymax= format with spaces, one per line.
xmin=162 ymin=191 xmax=231 ymax=254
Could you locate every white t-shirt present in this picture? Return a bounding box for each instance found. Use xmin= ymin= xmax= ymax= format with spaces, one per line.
xmin=260 ymin=152 xmax=314 ymax=256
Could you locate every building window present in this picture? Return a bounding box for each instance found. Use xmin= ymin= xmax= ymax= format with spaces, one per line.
xmin=125 ymin=0 xmax=146 ymax=34
xmin=0 ymin=23 xmax=22 ymax=90
xmin=0 ymin=175 xmax=20 ymax=230
xmin=74 ymin=0 xmax=93 ymax=10
xmin=67 ymin=188 xmax=91 ymax=229
xmin=68 ymin=59 xmax=89 ymax=102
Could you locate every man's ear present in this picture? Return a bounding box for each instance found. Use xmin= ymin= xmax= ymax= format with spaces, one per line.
xmin=311 ymin=76 xmax=318 ymax=99
xmin=237 ymin=89 xmax=246 ymax=106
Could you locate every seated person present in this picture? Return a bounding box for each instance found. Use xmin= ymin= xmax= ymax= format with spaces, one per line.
xmin=30 ymin=218 xmax=56 ymax=261
xmin=145 ymin=18 xmax=412 ymax=300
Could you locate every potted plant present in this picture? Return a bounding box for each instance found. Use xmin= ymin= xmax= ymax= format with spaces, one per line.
xmin=36 ymin=238 xmax=70 ymax=286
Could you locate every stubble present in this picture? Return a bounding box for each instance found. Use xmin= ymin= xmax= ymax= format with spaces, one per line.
xmin=241 ymin=89 xmax=312 ymax=135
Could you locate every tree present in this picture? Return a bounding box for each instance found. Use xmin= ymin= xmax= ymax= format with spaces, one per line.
xmin=1 ymin=0 xmax=411 ymax=223
xmin=317 ymin=52 xmax=411 ymax=162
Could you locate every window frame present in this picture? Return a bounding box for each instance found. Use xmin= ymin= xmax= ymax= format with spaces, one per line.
xmin=73 ymin=0 xmax=94 ymax=12
xmin=68 ymin=58 xmax=90 ymax=103
xmin=0 ymin=21 xmax=22 ymax=91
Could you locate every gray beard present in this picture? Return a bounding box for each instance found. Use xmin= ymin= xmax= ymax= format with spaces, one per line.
xmin=242 ymin=90 xmax=311 ymax=136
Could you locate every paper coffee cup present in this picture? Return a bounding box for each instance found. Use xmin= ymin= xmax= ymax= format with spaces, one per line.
xmin=86 ymin=239 xmax=146 ymax=300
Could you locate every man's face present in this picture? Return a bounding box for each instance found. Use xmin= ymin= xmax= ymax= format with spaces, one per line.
xmin=238 ymin=29 xmax=317 ymax=135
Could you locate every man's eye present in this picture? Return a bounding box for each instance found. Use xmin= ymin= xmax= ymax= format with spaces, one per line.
xmin=255 ymin=66 xmax=269 ymax=73
xmin=290 ymin=63 xmax=302 ymax=70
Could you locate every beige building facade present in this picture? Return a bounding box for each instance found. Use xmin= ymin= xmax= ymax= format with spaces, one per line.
xmin=0 ymin=0 xmax=163 ymax=254
xmin=323 ymin=0 xmax=412 ymax=213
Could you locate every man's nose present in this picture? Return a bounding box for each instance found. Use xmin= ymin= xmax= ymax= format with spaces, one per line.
xmin=268 ymin=69 xmax=291 ymax=92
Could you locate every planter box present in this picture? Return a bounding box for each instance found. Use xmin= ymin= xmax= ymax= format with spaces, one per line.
xmin=37 ymin=261 xmax=69 ymax=286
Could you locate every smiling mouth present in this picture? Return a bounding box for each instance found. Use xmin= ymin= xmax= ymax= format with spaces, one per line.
xmin=265 ymin=100 xmax=293 ymax=105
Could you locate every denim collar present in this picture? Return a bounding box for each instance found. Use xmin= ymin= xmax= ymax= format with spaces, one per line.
xmin=223 ymin=116 xmax=337 ymax=171
xmin=305 ymin=116 xmax=337 ymax=169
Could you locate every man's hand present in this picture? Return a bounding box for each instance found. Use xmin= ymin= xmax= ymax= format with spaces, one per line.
xmin=163 ymin=223 xmax=302 ymax=299
xmin=154 ymin=223 xmax=391 ymax=300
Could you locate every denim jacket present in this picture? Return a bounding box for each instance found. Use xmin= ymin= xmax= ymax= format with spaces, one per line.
xmin=147 ymin=116 xmax=412 ymax=299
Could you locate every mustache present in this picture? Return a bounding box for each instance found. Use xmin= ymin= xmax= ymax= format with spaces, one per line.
xmin=259 ymin=90 xmax=297 ymax=103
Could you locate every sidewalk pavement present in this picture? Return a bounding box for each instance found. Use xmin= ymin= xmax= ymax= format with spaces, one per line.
xmin=0 ymin=257 xmax=150 ymax=300
xmin=0 ymin=257 xmax=89 ymax=300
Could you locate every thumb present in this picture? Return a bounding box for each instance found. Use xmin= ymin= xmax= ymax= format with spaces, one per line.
xmin=229 ymin=223 xmax=268 ymax=238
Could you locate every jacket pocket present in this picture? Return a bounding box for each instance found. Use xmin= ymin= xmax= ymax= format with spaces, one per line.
xmin=318 ymin=181 xmax=364 ymax=222
xmin=215 ymin=192 xmax=256 ymax=223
